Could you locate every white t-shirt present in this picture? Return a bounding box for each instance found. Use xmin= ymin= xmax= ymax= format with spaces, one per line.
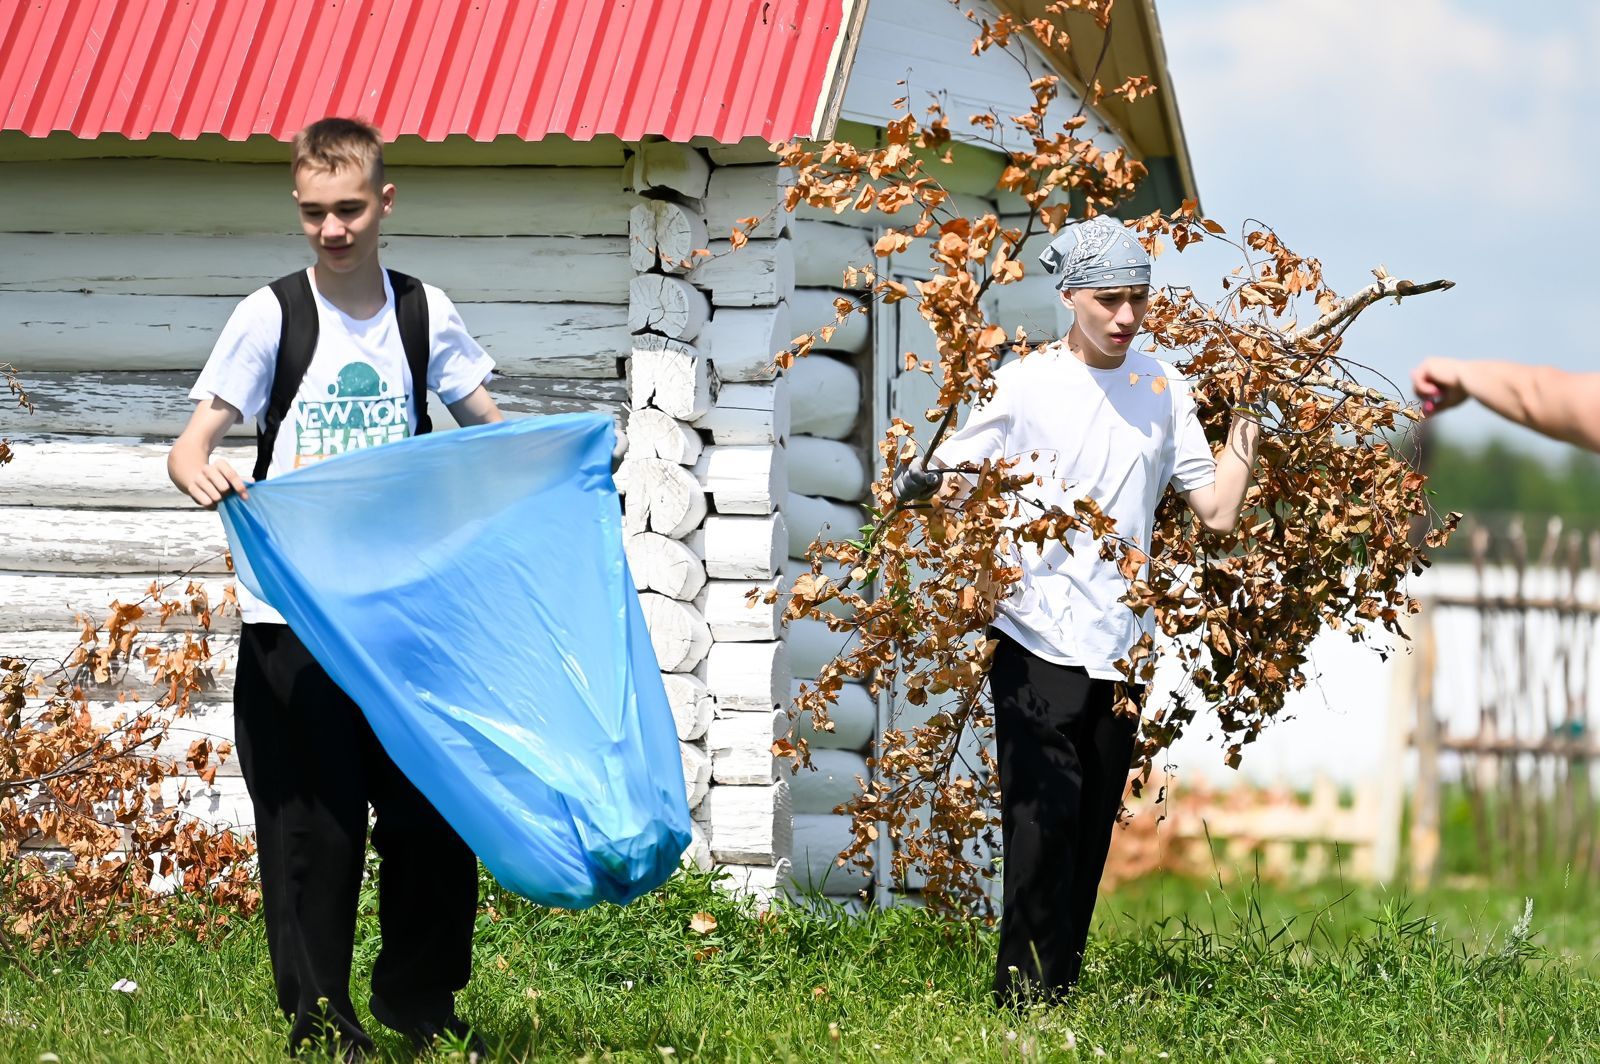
xmin=190 ymin=268 xmax=495 ymax=624
xmin=932 ymin=343 xmax=1216 ymax=680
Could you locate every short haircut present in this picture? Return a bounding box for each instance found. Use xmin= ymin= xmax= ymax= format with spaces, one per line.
xmin=291 ymin=117 xmax=385 ymax=183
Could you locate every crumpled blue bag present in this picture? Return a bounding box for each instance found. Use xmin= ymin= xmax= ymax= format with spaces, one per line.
xmin=217 ymin=413 xmax=691 ymax=908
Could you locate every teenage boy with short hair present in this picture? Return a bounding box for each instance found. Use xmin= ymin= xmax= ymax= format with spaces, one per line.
xmin=167 ymin=117 xmax=502 ymax=1058
xmin=896 ymin=216 xmax=1263 ymax=1006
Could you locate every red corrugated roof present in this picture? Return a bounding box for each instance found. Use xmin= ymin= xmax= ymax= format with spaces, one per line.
xmin=0 ymin=0 xmax=862 ymax=143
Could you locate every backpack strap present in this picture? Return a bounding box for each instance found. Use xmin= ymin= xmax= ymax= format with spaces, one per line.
xmin=257 ymin=271 xmax=320 ymax=482
xmin=388 ymin=269 xmax=432 ymax=437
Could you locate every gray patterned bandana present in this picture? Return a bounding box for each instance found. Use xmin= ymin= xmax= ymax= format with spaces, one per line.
xmin=1037 ymin=216 xmax=1151 ymax=291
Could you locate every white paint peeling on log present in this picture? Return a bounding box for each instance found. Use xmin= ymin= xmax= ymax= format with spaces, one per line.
xmin=788 ymin=435 xmax=870 ymax=502
xmin=625 ymin=532 xmax=707 ymax=601
xmin=790 ymin=749 xmax=869 ymax=814
xmin=0 ymin=233 xmax=633 ymax=303
xmin=699 ymin=579 xmax=782 ymax=642
xmin=793 ymin=220 xmax=876 ymax=289
xmin=790 ymin=288 xmax=870 ymax=354
xmin=680 ymin=740 xmax=712 ymax=810
xmin=0 ymin=506 xmax=229 ymax=574
xmin=692 ymin=513 xmax=786 ymax=580
xmin=703 ymin=164 xmax=793 ymax=241
xmin=705 ymin=707 xmax=786 ymax=785
xmin=700 ymin=303 xmax=792 ymax=382
xmin=695 ymin=445 xmax=787 ymax=516
xmin=615 ymin=457 xmax=707 ymax=538
xmin=639 ymin=593 xmax=712 ymax=674
xmin=699 ymin=779 xmax=792 ymax=865
xmin=0 ymin=161 xmax=637 ymax=237
xmin=632 ymin=142 xmax=712 ymax=199
xmin=704 ymin=640 xmax=791 ymax=712
xmin=791 ymin=814 xmax=869 ymax=895
xmin=629 ymin=200 xmax=707 ymax=275
xmin=2 ymin=629 xmax=241 ymax=700
xmin=628 ymin=274 xmax=711 ymax=341
xmin=788 ymin=679 xmax=877 ymax=752
xmin=785 ymin=492 xmax=864 ymax=560
xmin=625 ymin=407 xmax=704 ymax=465
xmin=628 ymin=335 xmax=711 ymax=420
xmin=692 ymin=379 xmax=790 ymax=446
xmin=0 ymin=573 xmax=236 ymax=632
xmin=2 ymin=292 xmax=626 ymax=377
xmin=715 ymin=859 xmax=792 ymax=904
xmin=0 ymin=436 xmax=256 ymax=509
xmin=17 ymin=372 xmax=629 ymax=439
xmin=689 ymin=239 xmax=795 ymax=308
xmin=788 ymin=354 xmax=862 ymax=439
xmin=662 ymin=669 xmax=714 ymax=742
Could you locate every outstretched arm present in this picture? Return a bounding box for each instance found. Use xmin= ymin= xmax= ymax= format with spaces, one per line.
xmin=1182 ymin=414 xmax=1262 ymax=534
xmin=1412 ymin=358 xmax=1600 ymax=452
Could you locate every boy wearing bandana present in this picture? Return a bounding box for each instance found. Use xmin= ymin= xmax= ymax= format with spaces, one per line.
xmin=896 ymin=217 xmax=1263 ymax=1005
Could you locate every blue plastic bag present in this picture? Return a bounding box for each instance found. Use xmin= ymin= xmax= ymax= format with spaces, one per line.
xmin=217 ymin=413 xmax=691 ymax=908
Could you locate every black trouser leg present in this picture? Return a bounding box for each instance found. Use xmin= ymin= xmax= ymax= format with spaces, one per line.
xmin=234 ymin=623 xmax=375 ymax=1057
xmin=989 ymin=630 xmax=1140 ymax=1005
xmin=365 ymin=716 xmax=480 ymax=1030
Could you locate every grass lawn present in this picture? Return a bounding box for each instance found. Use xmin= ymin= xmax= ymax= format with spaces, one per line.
xmin=3 ymin=864 xmax=1598 ymax=1063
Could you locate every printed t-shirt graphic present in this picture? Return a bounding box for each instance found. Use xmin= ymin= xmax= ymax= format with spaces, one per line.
xmin=294 ymin=359 xmax=411 ymax=467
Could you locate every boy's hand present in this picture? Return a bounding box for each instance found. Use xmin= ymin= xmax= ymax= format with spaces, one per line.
xmin=1412 ymin=357 xmax=1469 ymax=416
xmin=176 ymin=458 xmax=249 ymax=509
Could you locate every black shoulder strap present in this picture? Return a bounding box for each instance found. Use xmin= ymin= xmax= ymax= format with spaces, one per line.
xmin=388 ymin=269 xmax=432 ymax=437
xmin=257 ymin=271 xmax=320 ymax=481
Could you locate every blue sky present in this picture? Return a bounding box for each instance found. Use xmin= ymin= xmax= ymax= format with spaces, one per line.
xmin=1153 ymin=0 xmax=1599 ymax=457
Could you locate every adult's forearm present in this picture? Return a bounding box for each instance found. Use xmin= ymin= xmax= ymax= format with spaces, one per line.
xmin=1461 ymin=362 xmax=1561 ymax=435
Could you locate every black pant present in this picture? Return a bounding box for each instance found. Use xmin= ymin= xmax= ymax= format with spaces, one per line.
xmin=988 ymin=629 xmax=1140 ymax=1005
xmin=234 ymin=623 xmax=479 ymax=1056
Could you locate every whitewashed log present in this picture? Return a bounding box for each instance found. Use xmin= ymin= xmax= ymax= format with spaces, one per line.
xmin=662 ymin=669 xmax=714 ymax=742
xmin=639 ymin=593 xmax=712 ymax=673
xmin=625 ymin=407 xmax=703 ymax=465
xmin=0 ymin=507 xmax=230 ymax=575
xmin=0 ymin=162 xmax=636 ymax=237
xmin=716 ymin=859 xmax=793 ymax=905
xmin=703 ymin=138 xmax=780 ymax=165
xmin=785 ymin=492 xmax=863 ymax=559
xmin=700 ymin=780 xmax=792 ymax=865
xmin=682 ymin=823 xmax=714 ymax=872
xmin=794 ymin=221 xmax=875 ymax=289
xmin=788 ymin=617 xmax=853 ymax=681
xmin=791 ymin=750 xmax=870 ymax=814
xmin=78 ymin=699 xmax=240 ymax=776
xmin=0 ymin=437 xmax=256 ymax=509
xmin=700 ymin=303 xmax=792 ymax=382
xmin=699 ymin=579 xmax=782 ymax=642
xmin=690 ymin=239 xmax=795 ymax=308
xmin=3 ymin=630 xmax=240 ymax=700
xmin=628 ymin=275 xmax=711 ymax=341
xmin=625 ymin=532 xmax=706 ymax=600
xmin=615 ymin=458 xmax=707 ymax=539
xmin=2 ymin=292 xmax=627 ymax=377
xmin=706 ymin=707 xmax=786 ymax=785
xmin=704 ymin=165 xmax=793 ymax=241
xmin=680 ymin=740 xmax=712 ymax=810
xmin=792 ymin=814 xmax=869 ymax=895
xmin=788 ymin=355 xmax=862 ymax=439
xmin=156 ymin=773 xmax=255 ymax=834
xmin=628 ymin=200 xmax=707 ymax=275
xmin=0 ymin=573 xmax=238 ymax=632
xmin=692 ymin=380 xmax=790 ymax=446
xmin=632 ymin=142 xmax=712 ymax=199
xmin=691 ymin=514 xmax=786 ymax=579
xmin=789 ymin=679 xmax=877 ymax=752
xmin=695 ymin=445 xmax=787 ymax=515
xmin=704 ymin=640 xmax=791 ymax=712
xmin=0 ymin=233 xmax=633 ymax=304
xmin=789 ymin=435 xmax=870 ymax=501
xmin=629 ymin=335 xmax=711 ymax=420
xmin=17 ymin=372 xmax=628 ymax=438
xmin=791 ymin=288 xmax=870 ymax=355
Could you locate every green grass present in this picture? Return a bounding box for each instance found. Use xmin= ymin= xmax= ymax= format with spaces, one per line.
xmin=4 ymin=866 xmax=1599 ymax=1063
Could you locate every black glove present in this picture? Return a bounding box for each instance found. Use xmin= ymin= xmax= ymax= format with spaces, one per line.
xmin=893 ymin=460 xmax=944 ymax=503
